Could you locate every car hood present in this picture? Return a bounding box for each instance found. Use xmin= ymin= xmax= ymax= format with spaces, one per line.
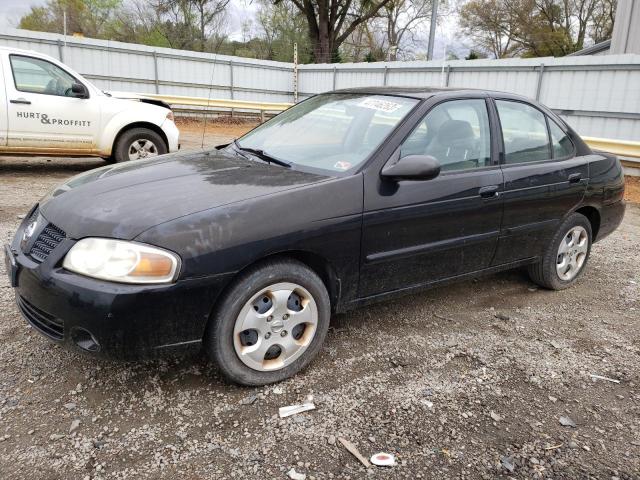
xmin=40 ymin=150 xmax=329 ymax=240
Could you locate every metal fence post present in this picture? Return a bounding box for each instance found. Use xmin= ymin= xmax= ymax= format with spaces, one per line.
xmin=383 ymin=65 xmax=389 ymax=86
xmin=445 ymin=65 xmax=451 ymax=86
xmin=229 ymin=60 xmax=235 ymax=100
xmin=57 ymin=39 xmax=64 ymax=62
xmin=332 ymin=66 xmax=337 ymax=90
xmin=535 ymin=64 xmax=545 ymax=100
xmin=153 ymin=51 xmax=160 ymax=94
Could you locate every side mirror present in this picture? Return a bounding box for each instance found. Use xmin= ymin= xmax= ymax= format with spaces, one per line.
xmin=71 ymin=82 xmax=89 ymax=98
xmin=381 ymin=154 xmax=440 ymax=181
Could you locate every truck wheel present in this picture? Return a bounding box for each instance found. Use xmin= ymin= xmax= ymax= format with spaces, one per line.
xmin=113 ymin=128 xmax=167 ymax=162
xmin=205 ymin=259 xmax=331 ymax=386
xmin=527 ymin=213 xmax=592 ymax=290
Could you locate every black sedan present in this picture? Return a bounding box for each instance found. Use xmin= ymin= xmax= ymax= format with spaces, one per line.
xmin=5 ymin=87 xmax=626 ymax=386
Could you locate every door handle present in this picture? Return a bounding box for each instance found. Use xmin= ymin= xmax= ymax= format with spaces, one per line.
xmin=10 ymin=98 xmax=31 ymax=105
xmin=479 ymin=185 xmax=500 ymax=198
xmin=568 ymin=173 xmax=582 ymax=183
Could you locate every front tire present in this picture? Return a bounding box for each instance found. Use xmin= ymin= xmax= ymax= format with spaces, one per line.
xmin=528 ymin=213 xmax=592 ymax=290
xmin=206 ymin=259 xmax=331 ymax=386
xmin=113 ymin=127 xmax=167 ymax=163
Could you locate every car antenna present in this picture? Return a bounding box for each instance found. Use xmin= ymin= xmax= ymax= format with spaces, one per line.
xmin=202 ymin=51 xmax=219 ymax=150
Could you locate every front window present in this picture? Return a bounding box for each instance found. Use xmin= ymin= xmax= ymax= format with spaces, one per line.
xmin=10 ymin=55 xmax=80 ymax=97
xmin=400 ymin=99 xmax=492 ymax=171
xmin=237 ymin=93 xmax=419 ymax=174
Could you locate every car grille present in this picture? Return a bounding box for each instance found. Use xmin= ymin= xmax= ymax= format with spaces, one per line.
xmin=17 ymin=296 xmax=64 ymax=340
xmin=29 ymin=223 xmax=66 ymax=263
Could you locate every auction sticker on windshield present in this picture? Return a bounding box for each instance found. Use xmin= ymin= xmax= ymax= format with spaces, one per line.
xmin=358 ymin=97 xmax=404 ymax=113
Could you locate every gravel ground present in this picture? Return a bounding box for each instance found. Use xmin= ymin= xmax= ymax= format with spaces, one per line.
xmin=0 ymin=128 xmax=639 ymax=480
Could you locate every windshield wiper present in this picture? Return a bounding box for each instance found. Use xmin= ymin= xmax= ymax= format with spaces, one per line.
xmin=233 ymin=140 xmax=291 ymax=168
xmin=102 ymin=90 xmax=112 ymax=97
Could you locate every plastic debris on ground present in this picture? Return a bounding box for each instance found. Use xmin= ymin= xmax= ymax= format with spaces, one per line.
xmin=589 ymin=373 xmax=620 ymax=383
xmin=278 ymin=397 xmax=316 ymax=418
xmin=370 ymin=452 xmax=396 ymax=467
xmin=559 ymin=415 xmax=577 ymax=428
xmin=287 ymin=467 xmax=306 ymax=480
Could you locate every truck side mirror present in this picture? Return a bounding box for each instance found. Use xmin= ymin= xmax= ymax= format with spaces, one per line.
xmin=71 ymin=82 xmax=89 ymax=98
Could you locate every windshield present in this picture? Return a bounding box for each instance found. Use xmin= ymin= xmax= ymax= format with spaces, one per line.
xmin=236 ymin=93 xmax=419 ymax=174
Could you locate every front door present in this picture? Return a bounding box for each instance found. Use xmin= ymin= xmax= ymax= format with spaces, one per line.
xmin=359 ymin=97 xmax=504 ymax=298
xmin=3 ymin=54 xmax=99 ymax=154
xmin=0 ymin=57 xmax=7 ymax=146
xmin=491 ymin=98 xmax=589 ymax=265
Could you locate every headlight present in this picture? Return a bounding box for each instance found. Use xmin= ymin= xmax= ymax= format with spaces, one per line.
xmin=63 ymin=238 xmax=180 ymax=284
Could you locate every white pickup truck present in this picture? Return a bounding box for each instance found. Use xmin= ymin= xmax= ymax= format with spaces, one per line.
xmin=0 ymin=46 xmax=179 ymax=162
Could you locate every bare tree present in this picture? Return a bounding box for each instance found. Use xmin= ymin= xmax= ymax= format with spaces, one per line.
xmin=383 ymin=0 xmax=435 ymax=60
xmin=151 ymin=0 xmax=229 ymax=51
xmin=191 ymin=0 xmax=230 ymax=51
xmin=275 ymin=0 xmax=394 ymax=63
xmin=460 ymin=0 xmax=619 ymax=58
xmin=459 ymin=0 xmax=521 ymax=58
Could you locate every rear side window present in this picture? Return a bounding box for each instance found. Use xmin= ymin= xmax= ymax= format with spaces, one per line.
xmin=548 ymin=118 xmax=574 ymax=158
xmin=400 ymin=99 xmax=492 ymax=172
xmin=496 ymin=100 xmax=551 ymax=164
xmin=10 ymin=55 xmax=77 ymax=97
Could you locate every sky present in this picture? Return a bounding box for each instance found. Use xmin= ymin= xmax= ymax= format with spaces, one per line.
xmin=0 ymin=0 xmax=45 ymax=29
xmin=0 ymin=0 xmax=256 ymax=41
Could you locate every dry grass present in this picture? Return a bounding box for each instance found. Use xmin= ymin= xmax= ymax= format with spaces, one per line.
xmin=625 ymin=175 xmax=640 ymax=204
xmin=175 ymin=117 xmax=257 ymax=139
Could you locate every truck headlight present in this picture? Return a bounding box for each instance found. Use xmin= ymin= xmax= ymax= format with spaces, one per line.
xmin=63 ymin=238 xmax=180 ymax=284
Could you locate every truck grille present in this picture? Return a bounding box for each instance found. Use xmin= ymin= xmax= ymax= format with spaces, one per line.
xmin=17 ymin=296 xmax=64 ymax=340
xmin=29 ymin=223 xmax=66 ymax=263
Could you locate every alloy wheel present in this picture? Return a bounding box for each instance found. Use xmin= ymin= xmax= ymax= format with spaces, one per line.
xmin=233 ymin=282 xmax=319 ymax=371
xmin=556 ymin=225 xmax=589 ymax=281
xmin=128 ymin=139 xmax=159 ymax=161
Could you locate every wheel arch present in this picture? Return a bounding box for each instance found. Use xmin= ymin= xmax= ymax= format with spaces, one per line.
xmin=214 ymin=250 xmax=342 ymax=317
xmin=110 ymin=122 xmax=169 ymax=159
xmin=574 ymin=205 xmax=601 ymax=240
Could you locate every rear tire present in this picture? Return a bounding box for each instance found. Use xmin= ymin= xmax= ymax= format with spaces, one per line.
xmin=113 ymin=128 xmax=167 ymax=163
xmin=527 ymin=213 xmax=592 ymax=290
xmin=205 ymin=259 xmax=330 ymax=386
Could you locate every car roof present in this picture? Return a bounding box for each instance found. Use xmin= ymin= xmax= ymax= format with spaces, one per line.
xmin=331 ymin=86 xmax=530 ymax=102
xmin=0 ymin=45 xmax=52 ymax=58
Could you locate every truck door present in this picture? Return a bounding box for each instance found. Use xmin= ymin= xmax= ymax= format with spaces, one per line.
xmin=3 ymin=53 xmax=99 ymax=154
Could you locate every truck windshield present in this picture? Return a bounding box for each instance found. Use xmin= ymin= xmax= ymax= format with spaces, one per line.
xmin=236 ymin=93 xmax=419 ymax=174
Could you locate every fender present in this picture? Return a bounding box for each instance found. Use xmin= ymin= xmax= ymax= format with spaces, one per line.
xmin=97 ymin=103 xmax=168 ymax=156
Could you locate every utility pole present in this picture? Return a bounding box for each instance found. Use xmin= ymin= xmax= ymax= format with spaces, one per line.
xmin=427 ymin=0 xmax=438 ymax=61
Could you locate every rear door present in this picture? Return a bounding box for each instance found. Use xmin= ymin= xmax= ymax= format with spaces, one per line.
xmin=359 ymin=97 xmax=504 ymax=297
xmin=3 ymin=53 xmax=99 ymax=154
xmin=492 ymin=98 xmax=588 ymax=265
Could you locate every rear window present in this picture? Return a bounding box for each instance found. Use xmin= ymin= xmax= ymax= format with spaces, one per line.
xmin=496 ymin=100 xmax=551 ymax=164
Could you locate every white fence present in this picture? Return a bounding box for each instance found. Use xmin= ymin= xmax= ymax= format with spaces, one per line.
xmin=1 ymin=28 xmax=640 ymax=141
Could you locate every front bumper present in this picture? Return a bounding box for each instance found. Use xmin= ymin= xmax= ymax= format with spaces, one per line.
xmin=6 ymin=212 xmax=233 ymax=359
xmin=161 ymin=118 xmax=180 ymax=153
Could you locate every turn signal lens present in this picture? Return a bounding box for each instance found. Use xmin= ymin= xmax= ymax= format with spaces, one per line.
xmin=166 ymin=111 xmax=175 ymax=122
xmin=130 ymin=253 xmax=174 ymax=277
xmin=63 ymin=238 xmax=180 ymax=284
